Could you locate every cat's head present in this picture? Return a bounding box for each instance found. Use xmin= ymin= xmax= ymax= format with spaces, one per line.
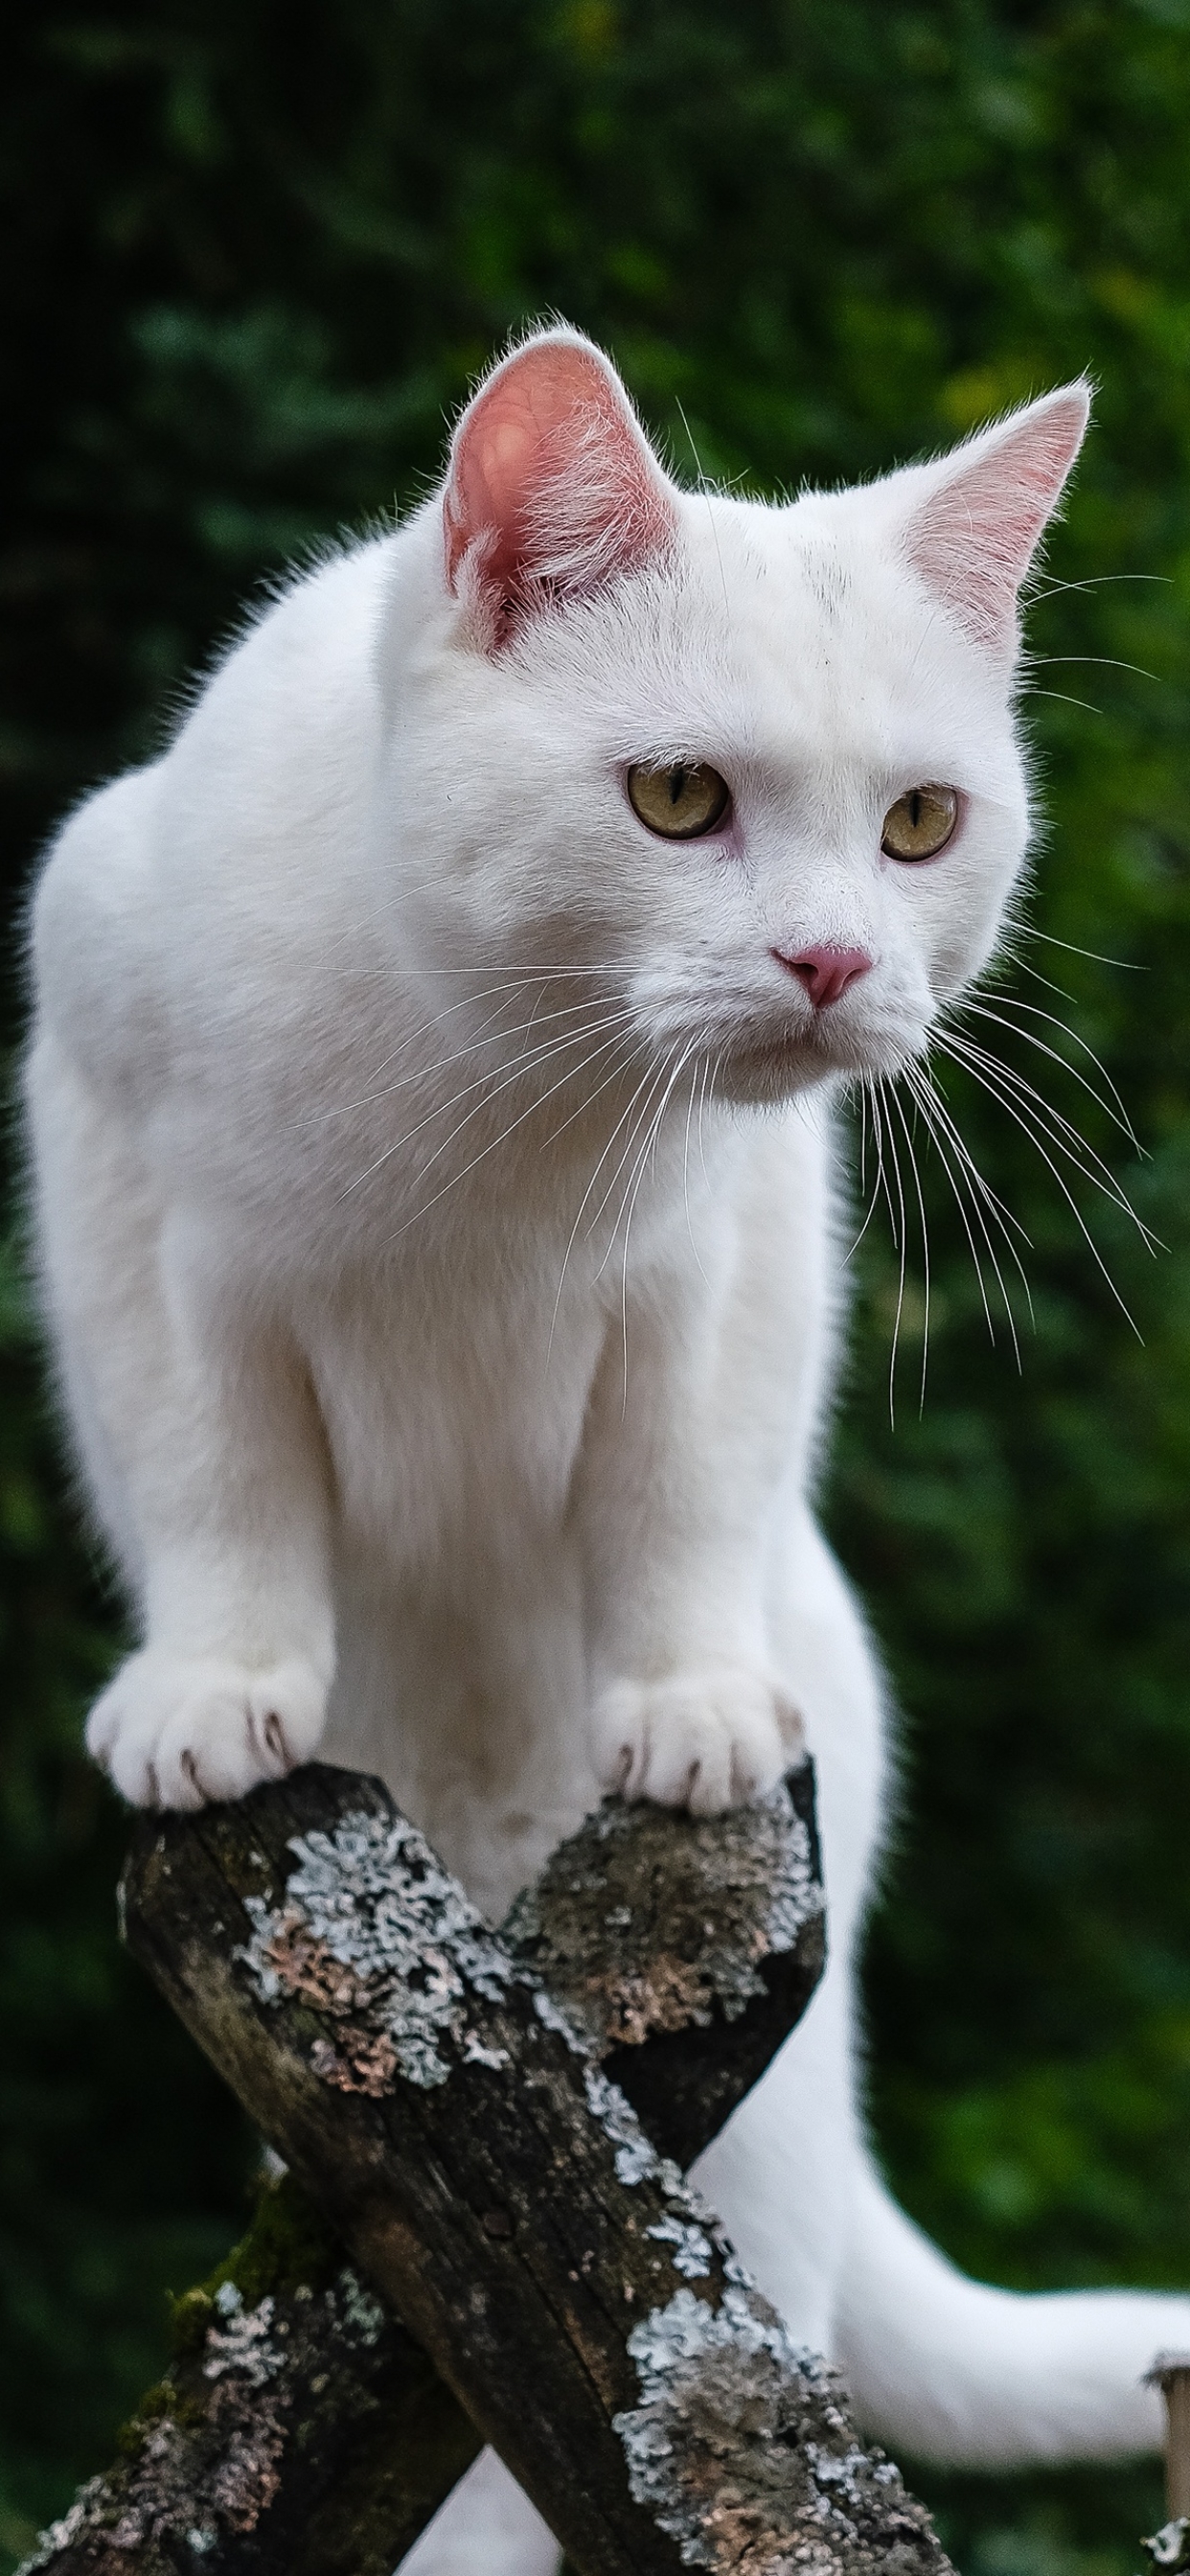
xmin=388 ymin=326 xmax=1088 ymax=1105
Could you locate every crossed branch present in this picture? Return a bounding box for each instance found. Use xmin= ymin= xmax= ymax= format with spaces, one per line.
xmin=23 ymin=1760 xmax=950 ymax=2576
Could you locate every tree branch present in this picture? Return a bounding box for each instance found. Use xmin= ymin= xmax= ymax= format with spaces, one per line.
xmin=21 ymin=1762 xmax=946 ymax=2576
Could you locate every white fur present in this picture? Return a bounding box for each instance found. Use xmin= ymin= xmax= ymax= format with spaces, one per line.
xmin=26 ymin=332 xmax=1189 ymax=2569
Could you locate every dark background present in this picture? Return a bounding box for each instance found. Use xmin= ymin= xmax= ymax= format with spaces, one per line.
xmin=4 ymin=2 xmax=1190 ymax=2567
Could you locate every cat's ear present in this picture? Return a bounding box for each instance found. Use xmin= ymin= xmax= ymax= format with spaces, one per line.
xmin=443 ymin=330 xmax=675 ymax=631
xmin=902 ymin=382 xmax=1091 ymax=654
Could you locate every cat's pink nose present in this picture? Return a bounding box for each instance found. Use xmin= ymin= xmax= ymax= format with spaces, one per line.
xmin=775 ymin=944 xmax=874 ymax=1008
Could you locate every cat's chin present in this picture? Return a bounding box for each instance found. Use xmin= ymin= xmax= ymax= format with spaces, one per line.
xmin=716 ymin=1029 xmax=913 ymax=1106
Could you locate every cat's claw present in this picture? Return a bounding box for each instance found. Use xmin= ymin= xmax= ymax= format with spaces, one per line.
xmin=591 ymin=1668 xmax=802 ymax=1815
xmin=85 ymin=1648 xmax=331 ymax=1808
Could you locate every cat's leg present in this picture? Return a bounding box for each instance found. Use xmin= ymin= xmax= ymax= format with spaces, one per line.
xmin=576 ymin=1120 xmax=833 ymax=1815
xmin=32 ymin=1043 xmax=335 ymax=1806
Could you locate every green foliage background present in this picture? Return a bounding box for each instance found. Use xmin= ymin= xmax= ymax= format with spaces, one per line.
xmin=4 ymin=1 xmax=1190 ymax=2566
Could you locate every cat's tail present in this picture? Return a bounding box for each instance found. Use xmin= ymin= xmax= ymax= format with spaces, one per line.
xmin=399 ymin=2448 xmax=561 ymax=2576
xmin=836 ymin=2151 xmax=1190 ymax=2466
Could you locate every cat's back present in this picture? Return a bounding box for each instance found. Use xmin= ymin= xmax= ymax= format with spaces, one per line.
xmin=30 ymin=530 xmax=402 ymax=1103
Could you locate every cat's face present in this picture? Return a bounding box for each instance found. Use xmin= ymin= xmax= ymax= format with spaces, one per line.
xmin=387 ymin=332 xmax=1087 ymax=1108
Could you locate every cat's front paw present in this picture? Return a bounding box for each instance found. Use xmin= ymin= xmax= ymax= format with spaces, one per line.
xmin=85 ymin=1648 xmax=331 ymax=1808
xmin=592 ymin=1668 xmax=802 ymax=1815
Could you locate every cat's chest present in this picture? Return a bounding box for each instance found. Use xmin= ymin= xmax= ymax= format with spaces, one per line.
xmin=300 ymin=1243 xmax=610 ymax=1566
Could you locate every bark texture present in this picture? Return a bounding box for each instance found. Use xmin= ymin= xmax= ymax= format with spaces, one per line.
xmin=22 ymin=1762 xmax=947 ymax=2576
xmin=19 ymin=2174 xmax=478 ymax=2576
xmin=503 ymin=1758 xmax=825 ymax=2170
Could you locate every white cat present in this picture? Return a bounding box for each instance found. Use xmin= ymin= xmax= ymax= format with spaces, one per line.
xmin=27 ymin=327 xmax=1190 ymax=2576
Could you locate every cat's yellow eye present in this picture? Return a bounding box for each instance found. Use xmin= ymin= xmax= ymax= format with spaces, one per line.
xmin=627 ymin=761 xmax=730 ymax=840
xmin=881 ymin=785 xmax=959 ymax=862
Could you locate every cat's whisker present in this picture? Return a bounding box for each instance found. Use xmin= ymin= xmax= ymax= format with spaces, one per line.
xmin=1028 ymin=570 xmax=1169 ymax=601
xmin=860 ymin=1080 xmax=887 ymax=1244
xmin=911 ymin=1053 xmax=1036 ymax=1268
xmin=592 ymin=1048 xmax=682 ymax=1286
xmin=842 ymin=1083 xmax=884 ymax=1266
xmin=937 ymin=1029 xmax=1113 ymax=1194
xmin=358 ymin=1012 xmax=636 ymax=1231
xmin=543 ymin=1044 xmax=658 ymax=1370
xmin=384 ymin=1019 xmax=643 ymax=1249
xmin=423 ymin=1014 xmax=642 ymax=1185
xmin=522 ymin=975 xmax=558 ymax=1050
xmin=939 ymin=1030 xmax=1157 ymax=1244
xmin=349 ymin=1005 xmax=611 ymax=1117
xmin=681 ymin=1053 xmax=713 ymax=1291
xmin=343 ymin=987 xmax=626 ymax=1118
xmin=339 ymin=1003 xmax=537 ymax=1119
xmin=905 ymin=1059 xmax=1029 ymax=1360
xmin=292 ymin=977 xmax=530 ymax=1124
xmin=993 ymin=947 xmax=1091 ymax=1009
xmin=338 ymin=1003 xmax=636 ymax=1202
xmin=941 ymin=1026 xmax=1127 ymax=1195
xmin=1023 ymin=653 xmax=1161 ymax=683
xmin=887 ymin=1078 xmax=931 ymax=1414
xmin=382 ymin=961 xmax=632 ymax=980
xmin=619 ymin=1046 xmax=696 ymax=1409
xmin=709 ymin=1050 xmax=725 ymax=1119
xmin=584 ymin=1061 xmax=675 ymax=1261
xmin=866 ymin=1080 xmax=901 ymax=1260
xmin=959 ymin=995 xmax=1139 ymax=1143
xmin=900 ymin=1063 xmax=999 ymax=1346
xmin=859 ymin=1081 xmax=905 ymax=1415
xmin=339 ymin=1026 xmax=575 ymax=1197
xmin=341 ymin=970 xmax=598 ymax=1108
xmin=875 ymin=1078 xmax=910 ymax=1426
xmin=1022 ymin=686 xmax=1106 ymax=717
xmin=932 ymin=1035 xmax=1148 ymax=1335
xmin=696 ymin=1051 xmax=717 ymax=1191
xmin=538 ymin=1045 xmax=640 ymax=1162
xmin=1018 ymin=927 xmax=1143 ymax=972
xmin=857 ymin=1036 xmax=1045 ymax=1375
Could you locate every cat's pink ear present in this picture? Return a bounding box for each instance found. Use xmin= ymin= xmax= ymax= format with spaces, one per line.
xmin=904 ymin=383 xmax=1091 ymax=652
xmin=443 ymin=331 xmax=675 ymax=627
